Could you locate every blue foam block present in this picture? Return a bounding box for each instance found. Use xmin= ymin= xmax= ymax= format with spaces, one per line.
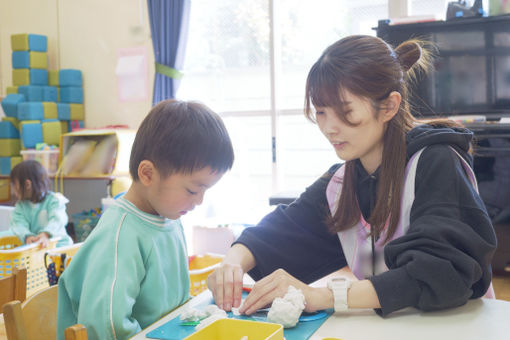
xmin=57 ymin=103 xmax=70 ymax=120
xmin=18 ymin=85 xmax=43 ymax=101
xmin=59 ymin=69 xmax=83 ymax=87
xmin=42 ymin=86 xmax=58 ymax=102
xmin=0 ymin=158 xmax=10 ymax=175
xmin=1 ymin=94 xmax=26 ymax=117
xmin=0 ymin=121 xmax=20 ymax=138
xmin=29 ymin=69 xmax=48 ymax=85
xmin=59 ymin=87 xmax=83 ymax=103
xmin=21 ymin=122 xmax=43 ymax=148
xmin=28 ymin=34 xmax=47 ymax=52
xmin=18 ymin=102 xmax=44 ymax=120
xmin=0 ymin=156 xmax=22 ymax=175
xmin=12 ymin=51 xmax=29 ymax=69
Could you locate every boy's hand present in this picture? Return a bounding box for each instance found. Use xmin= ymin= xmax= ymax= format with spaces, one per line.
xmin=34 ymin=232 xmax=50 ymax=248
xmin=207 ymin=263 xmax=244 ymax=311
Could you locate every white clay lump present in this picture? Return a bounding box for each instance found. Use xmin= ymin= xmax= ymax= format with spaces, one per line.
xmin=267 ymin=285 xmax=306 ymax=328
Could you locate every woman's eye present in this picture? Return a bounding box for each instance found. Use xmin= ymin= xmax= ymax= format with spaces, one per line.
xmin=187 ymin=189 xmax=197 ymax=195
xmin=315 ymin=110 xmax=324 ymax=115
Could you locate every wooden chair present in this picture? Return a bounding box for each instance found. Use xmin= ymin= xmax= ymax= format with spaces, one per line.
xmin=2 ymin=283 xmax=89 ymax=340
xmin=65 ymin=324 xmax=88 ymax=340
xmin=2 ymin=284 xmax=57 ymax=340
xmin=0 ymin=267 xmax=27 ymax=309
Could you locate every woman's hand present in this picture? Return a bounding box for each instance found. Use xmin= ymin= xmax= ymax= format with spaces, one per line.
xmin=207 ymin=263 xmax=244 ymax=311
xmin=239 ymin=268 xmax=334 ymax=315
xmin=207 ymin=243 xmax=256 ymax=311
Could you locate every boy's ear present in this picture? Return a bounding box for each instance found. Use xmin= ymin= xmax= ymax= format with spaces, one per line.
xmin=137 ymin=160 xmax=157 ymax=186
xmin=380 ymin=91 xmax=401 ymax=122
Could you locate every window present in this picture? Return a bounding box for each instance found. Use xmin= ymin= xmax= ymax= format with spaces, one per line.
xmin=178 ymin=0 xmax=450 ymax=227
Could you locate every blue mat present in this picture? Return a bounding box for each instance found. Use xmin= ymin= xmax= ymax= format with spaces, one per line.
xmin=146 ymin=294 xmax=332 ymax=340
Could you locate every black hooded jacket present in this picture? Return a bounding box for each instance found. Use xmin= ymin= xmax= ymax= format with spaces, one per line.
xmin=234 ymin=124 xmax=497 ymax=316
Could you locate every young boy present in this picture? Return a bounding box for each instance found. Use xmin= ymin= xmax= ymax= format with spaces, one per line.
xmin=56 ymin=99 xmax=234 ymax=340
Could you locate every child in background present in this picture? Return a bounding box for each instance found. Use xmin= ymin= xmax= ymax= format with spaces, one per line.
xmin=0 ymin=160 xmax=72 ymax=247
xmin=57 ymin=99 xmax=235 ymax=340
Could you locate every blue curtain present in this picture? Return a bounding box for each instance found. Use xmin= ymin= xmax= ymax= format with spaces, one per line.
xmin=147 ymin=0 xmax=191 ymax=105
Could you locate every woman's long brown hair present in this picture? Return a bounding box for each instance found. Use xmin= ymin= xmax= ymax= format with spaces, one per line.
xmin=304 ymin=35 xmax=444 ymax=242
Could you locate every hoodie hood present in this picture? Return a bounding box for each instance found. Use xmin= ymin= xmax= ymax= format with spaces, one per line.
xmin=354 ymin=123 xmax=474 ymax=221
xmin=406 ymin=124 xmax=473 ymax=162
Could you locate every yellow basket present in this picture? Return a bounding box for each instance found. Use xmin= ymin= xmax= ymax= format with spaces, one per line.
xmin=0 ymin=236 xmax=59 ymax=296
xmin=188 ymin=254 xmax=223 ymax=296
xmin=0 ymin=236 xmax=22 ymax=250
xmin=184 ymin=319 xmax=284 ymax=340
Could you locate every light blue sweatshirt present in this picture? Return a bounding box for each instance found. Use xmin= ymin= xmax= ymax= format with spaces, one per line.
xmin=4 ymin=191 xmax=72 ymax=247
xmin=56 ymin=197 xmax=190 ymax=340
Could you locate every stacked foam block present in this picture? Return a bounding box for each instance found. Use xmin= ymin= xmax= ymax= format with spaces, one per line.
xmin=0 ymin=34 xmax=85 ymax=175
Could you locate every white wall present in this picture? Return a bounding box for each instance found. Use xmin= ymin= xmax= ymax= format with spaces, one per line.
xmin=0 ymin=0 xmax=154 ymax=129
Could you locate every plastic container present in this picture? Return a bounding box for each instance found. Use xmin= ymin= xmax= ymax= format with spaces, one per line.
xmin=20 ymin=149 xmax=60 ymax=175
xmin=0 ymin=235 xmax=22 ymax=250
xmin=188 ymin=253 xmax=224 ymax=296
xmin=44 ymin=242 xmax=83 ymax=285
xmin=0 ymin=236 xmax=59 ymax=296
xmin=72 ymin=210 xmax=101 ymax=242
xmin=184 ymin=319 xmax=284 ymax=340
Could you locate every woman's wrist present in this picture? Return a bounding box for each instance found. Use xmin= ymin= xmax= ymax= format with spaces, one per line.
xmin=224 ymin=243 xmax=256 ymax=272
xmin=347 ymin=280 xmax=381 ymax=309
xmin=305 ymin=279 xmax=381 ymax=312
xmin=305 ymin=287 xmax=334 ymax=312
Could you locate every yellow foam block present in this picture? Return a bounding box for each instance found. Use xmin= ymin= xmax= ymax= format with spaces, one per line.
xmin=0 ymin=178 xmax=10 ymax=201
xmin=6 ymin=86 xmax=18 ymax=94
xmin=2 ymin=117 xmax=20 ymax=130
xmin=70 ymin=103 xmax=84 ymax=120
xmin=43 ymin=102 xmax=57 ymax=119
xmin=29 ymin=51 xmax=48 ymax=69
xmin=10 ymin=156 xmax=22 ymax=169
xmin=0 ymin=139 xmax=21 ymax=157
xmin=42 ymin=121 xmax=62 ymax=146
xmin=20 ymin=120 xmax=40 ymax=125
xmin=49 ymin=70 xmax=59 ymax=86
xmin=11 ymin=34 xmax=29 ymax=51
xmin=13 ymin=69 xmax=30 ymax=86
xmin=60 ymin=121 xmax=69 ymax=134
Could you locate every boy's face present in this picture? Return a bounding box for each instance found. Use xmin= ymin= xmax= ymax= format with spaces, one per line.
xmin=147 ymin=166 xmax=224 ymax=220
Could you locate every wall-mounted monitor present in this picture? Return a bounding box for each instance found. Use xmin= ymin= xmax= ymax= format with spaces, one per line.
xmin=376 ymin=15 xmax=510 ymax=120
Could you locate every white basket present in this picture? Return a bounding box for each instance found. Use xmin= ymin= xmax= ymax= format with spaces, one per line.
xmin=20 ymin=149 xmax=60 ymax=175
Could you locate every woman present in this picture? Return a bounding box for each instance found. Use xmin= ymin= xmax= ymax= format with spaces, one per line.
xmin=207 ymin=35 xmax=496 ymax=316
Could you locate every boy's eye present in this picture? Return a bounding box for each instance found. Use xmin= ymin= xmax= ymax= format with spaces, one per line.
xmin=187 ymin=189 xmax=197 ymax=195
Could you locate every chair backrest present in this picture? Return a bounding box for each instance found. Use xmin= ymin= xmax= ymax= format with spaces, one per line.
xmin=65 ymin=324 xmax=88 ymax=340
xmin=2 ymin=284 xmax=58 ymax=340
xmin=0 ymin=267 xmax=27 ymax=309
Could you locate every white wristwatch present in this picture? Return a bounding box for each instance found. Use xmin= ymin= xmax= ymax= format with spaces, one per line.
xmin=327 ymin=277 xmax=352 ymax=312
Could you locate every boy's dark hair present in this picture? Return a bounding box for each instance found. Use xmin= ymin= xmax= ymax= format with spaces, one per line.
xmin=130 ymin=99 xmax=234 ymax=180
xmin=10 ymin=160 xmax=50 ymax=203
